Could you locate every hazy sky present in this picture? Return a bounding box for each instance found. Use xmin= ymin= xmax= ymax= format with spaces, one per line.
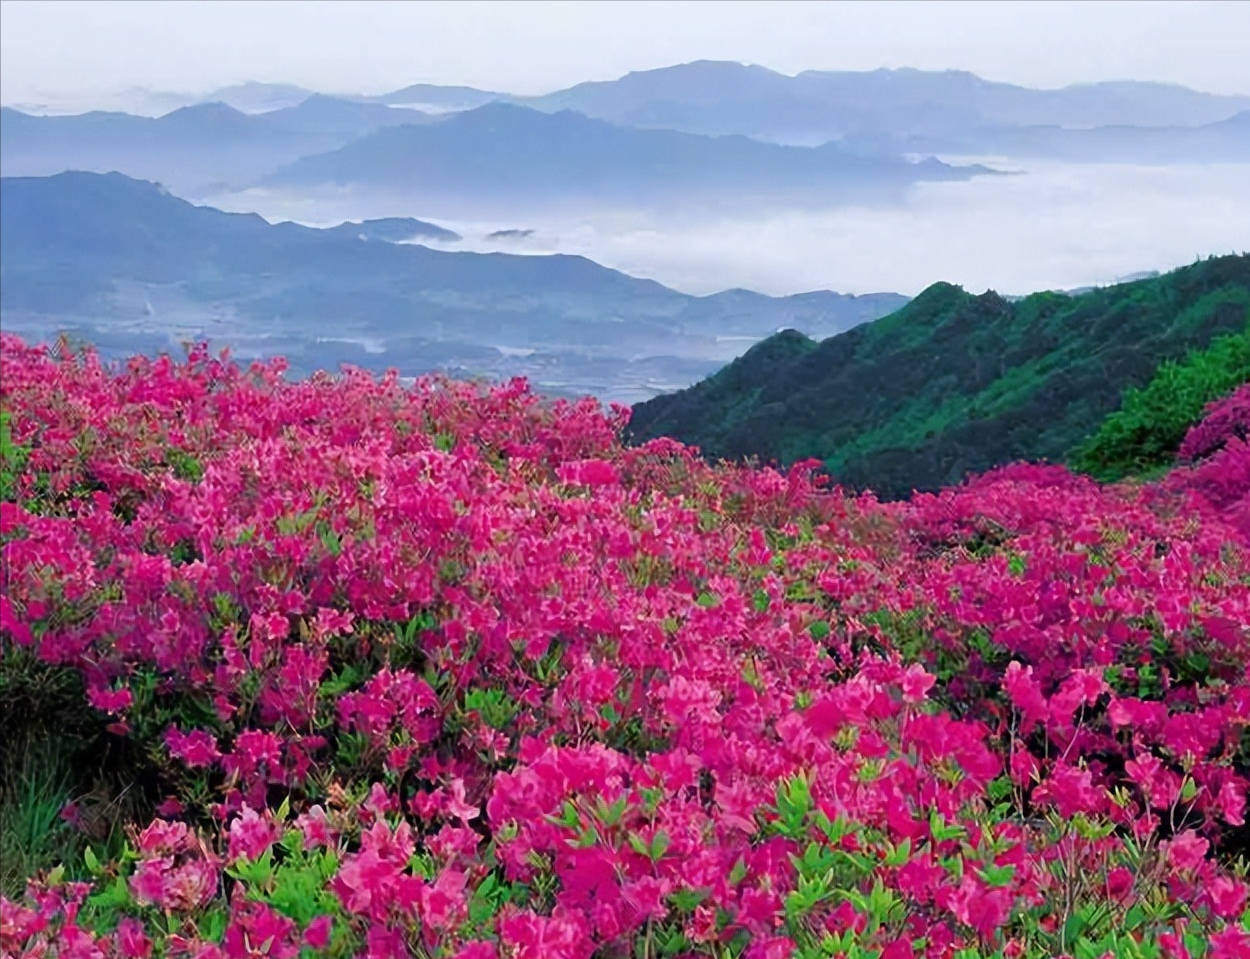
xmin=2 ymin=0 xmax=1248 ymax=107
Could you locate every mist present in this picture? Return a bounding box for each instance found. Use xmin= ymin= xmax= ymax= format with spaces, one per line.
xmin=204 ymin=161 xmax=1250 ymax=299
xmin=4 ymin=1 xmax=1250 ymax=111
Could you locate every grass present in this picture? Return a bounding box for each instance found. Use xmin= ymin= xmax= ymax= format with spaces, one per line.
xmin=0 ymin=647 xmax=135 ymax=897
xmin=0 ymin=740 xmax=81 ymax=898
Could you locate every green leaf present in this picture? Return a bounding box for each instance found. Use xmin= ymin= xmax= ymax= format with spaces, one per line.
xmin=883 ymin=838 xmax=912 ymax=868
xmin=1064 ymin=910 xmax=1088 ymax=944
xmin=627 ymin=832 xmax=651 ymax=859
xmin=649 ymin=830 xmax=671 ymax=860
xmin=670 ymin=887 xmax=710 ymax=912
xmin=977 ymin=862 xmax=1016 ymax=888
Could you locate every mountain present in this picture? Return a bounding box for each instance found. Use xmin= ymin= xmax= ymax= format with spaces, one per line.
xmin=0 ymin=98 xmax=434 ymax=193
xmin=324 ymin=217 xmax=461 ymax=243
xmin=258 ymin=101 xmax=988 ymax=215
xmin=845 ymin=110 xmax=1250 ymax=164
xmin=520 ymin=62 xmax=1250 ymax=145
xmin=627 ymin=256 xmax=1250 ymax=497
xmin=361 ymin=83 xmax=505 ymax=112
xmin=10 ymin=63 xmax=1241 ymax=209
xmin=258 ymin=95 xmax=437 ymax=138
xmin=0 ymin=172 xmax=906 ymax=403
xmin=203 ymin=82 xmax=319 ymax=113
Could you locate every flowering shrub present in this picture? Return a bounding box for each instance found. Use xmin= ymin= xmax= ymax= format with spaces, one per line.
xmin=1168 ymin=383 xmax=1250 ymax=538
xmin=3 ymin=334 xmax=1250 ymax=959
xmin=1178 ymin=383 xmax=1250 ymax=464
xmin=1070 ymin=326 xmax=1250 ymax=482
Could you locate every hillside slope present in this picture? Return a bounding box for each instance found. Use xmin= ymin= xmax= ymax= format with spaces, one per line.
xmin=628 ymin=255 xmax=1250 ymax=498
xmin=258 ymin=102 xmax=987 ymax=214
xmin=0 ymin=171 xmax=906 ymax=403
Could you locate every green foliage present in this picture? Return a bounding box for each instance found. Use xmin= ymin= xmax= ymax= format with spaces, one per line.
xmin=228 ymin=830 xmax=344 ymax=929
xmin=0 ymin=741 xmax=80 ymax=898
xmin=629 ymin=255 xmax=1250 ymax=499
xmin=1070 ymin=324 xmax=1250 ymax=480
xmin=0 ymin=647 xmax=150 ymax=894
xmin=0 ymin=407 xmax=30 ymax=501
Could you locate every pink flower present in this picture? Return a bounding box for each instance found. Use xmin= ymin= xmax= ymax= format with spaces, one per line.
xmin=87 ymin=684 xmax=132 ymax=714
xmin=1162 ymin=830 xmax=1209 ymax=874
xmin=115 ymin=917 xmax=152 ymax=959
xmin=1106 ymin=866 xmax=1134 ymax=902
xmin=130 ymin=857 xmax=174 ymax=909
xmin=498 ymin=908 xmax=593 ymax=959
xmin=302 ymin=915 xmax=332 ymax=950
xmin=418 ymin=868 xmax=469 ymax=932
xmin=557 ymin=459 xmax=619 ymax=488
xmin=451 ymin=944 xmax=498 ymax=959
xmin=164 ymin=727 xmax=221 ymax=768
xmin=295 ymin=805 xmax=333 ymax=849
xmin=746 ymin=937 xmax=797 ymax=959
xmin=879 ymin=938 xmax=915 ymax=959
xmin=227 ymin=806 xmax=281 ymax=863
xmin=899 ymin=664 xmax=936 ymax=704
xmin=1032 ymin=764 xmax=1103 ymax=819
xmin=1208 ymin=925 xmax=1250 ymax=959
xmin=134 ymin=819 xmax=192 ymax=856
xmin=621 ymin=876 xmax=668 ymax=925
xmin=223 ymin=902 xmax=297 ymax=959
xmin=1003 ymin=662 xmax=1048 ymax=732
xmin=1205 ymin=875 xmax=1247 ymax=919
xmin=1218 ymin=780 xmax=1246 ymax=826
xmin=445 ymin=778 xmax=479 ymax=825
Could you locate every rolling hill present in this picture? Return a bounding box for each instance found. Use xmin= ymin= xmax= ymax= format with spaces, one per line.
xmin=627 ymin=255 xmax=1250 ymax=497
xmin=0 ymin=171 xmax=907 ymax=403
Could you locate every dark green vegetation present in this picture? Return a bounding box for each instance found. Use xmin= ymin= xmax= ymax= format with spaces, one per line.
xmin=1070 ymin=325 xmax=1250 ymax=481
xmin=628 ymin=255 xmax=1250 ymax=499
xmin=0 ymin=648 xmax=139 ymax=897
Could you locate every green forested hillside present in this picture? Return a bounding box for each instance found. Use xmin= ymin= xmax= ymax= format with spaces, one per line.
xmin=628 ymin=255 xmax=1250 ymax=498
xmin=1069 ymin=325 xmax=1250 ymax=480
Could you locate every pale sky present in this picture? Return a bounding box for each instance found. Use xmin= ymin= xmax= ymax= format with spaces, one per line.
xmin=1 ymin=0 xmax=1248 ymax=107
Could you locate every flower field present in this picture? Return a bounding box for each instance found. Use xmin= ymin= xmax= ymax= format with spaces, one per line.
xmin=2 ymin=333 xmax=1249 ymax=959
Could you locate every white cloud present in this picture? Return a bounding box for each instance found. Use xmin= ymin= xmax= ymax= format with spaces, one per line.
xmin=206 ymin=162 xmax=1250 ymax=297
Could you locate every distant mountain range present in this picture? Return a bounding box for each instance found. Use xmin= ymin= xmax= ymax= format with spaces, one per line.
xmin=628 ymin=255 xmax=1250 ymax=498
xmin=5 ymin=62 xmax=1245 ymax=205
xmin=0 ymin=171 xmax=907 ymax=403
xmin=2 ymin=99 xmax=987 ymax=212
xmin=844 ymin=109 xmax=1250 ymax=163
xmin=256 ymin=102 xmax=987 ymax=215
xmin=32 ymin=61 xmax=1246 ymax=140
xmin=325 ymin=217 xmax=461 ymax=243
xmin=513 ymin=62 xmax=1250 ymax=145
xmin=360 ymin=83 xmax=503 ymax=113
xmin=0 ymin=97 xmax=436 ymax=193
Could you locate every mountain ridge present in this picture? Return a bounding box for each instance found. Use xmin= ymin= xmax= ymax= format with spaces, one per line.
xmin=0 ymin=171 xmax=908 ymax=403
xmin=256 ymin=101 xmax=988 ymax=214
xmin=627 ymin=256 xmax=1250 ymax=498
